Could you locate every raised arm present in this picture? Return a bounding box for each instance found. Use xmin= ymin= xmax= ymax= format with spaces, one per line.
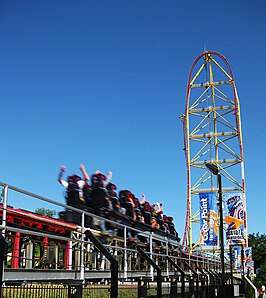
xmin=155 ymin=202 xmax=163 ymax=214
xmin=106 ymin=171 xmax=112 ymax=183
xmin=140 ymin=193 xmax=146 ymax=205
xmin=80 ymin=164 xmax=89 ymax=182
xmin=103 ymin=170 xmax=112 ymax=187
xmin=58 ymin=165 xmax=66 ymax=184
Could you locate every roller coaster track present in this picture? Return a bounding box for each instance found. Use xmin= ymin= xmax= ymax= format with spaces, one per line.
xmin=180 ymin=51 xmax=248 ymax=254
xmin=0 ymin=181 xmax=224 ymax=285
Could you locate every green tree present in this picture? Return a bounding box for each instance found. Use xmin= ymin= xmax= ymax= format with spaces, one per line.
xmin=35 ymin=208 xmax=56 ymax=218
xmin=248 ymin=233 xmax=266 ymax=287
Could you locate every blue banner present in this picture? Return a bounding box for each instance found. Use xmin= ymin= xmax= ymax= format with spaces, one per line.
xmin=199 ymin=193 xmax=218 ymax=246
xmin=225 ymin=192 xmax=245 ymax=245
xmin=232 ymin=245 xmax=243 ymax=271
xmin=244 ymin=247 xmax=254 ymax=275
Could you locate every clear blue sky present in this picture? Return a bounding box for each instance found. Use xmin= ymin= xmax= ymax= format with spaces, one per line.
xmin=0 ymin=0 xmax=265 ymax=240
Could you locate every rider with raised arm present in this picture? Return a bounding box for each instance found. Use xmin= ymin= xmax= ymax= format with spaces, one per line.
xmin=58 ymin=164 xmax=89 ymax=207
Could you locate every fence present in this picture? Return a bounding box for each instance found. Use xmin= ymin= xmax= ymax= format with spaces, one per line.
xmin=1 ymin=277 xmax=247 ymax=298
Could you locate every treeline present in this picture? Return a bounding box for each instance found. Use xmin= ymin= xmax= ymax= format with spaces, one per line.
xmin=249 ymin=233 xmax=266 ymax=287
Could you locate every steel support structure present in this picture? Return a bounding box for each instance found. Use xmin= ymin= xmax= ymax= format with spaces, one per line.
xmin=180 ymin=51 xmax=248 ymax=255
xmin=85 ymin=229 xmax=118 ymax=298
xmin=184 ymin=261 xmax=199 ymax=298
xmin=166 ymin=256 xmax=185 ymax=298
xmin=137 ymin=246 xmax=162 ymax=298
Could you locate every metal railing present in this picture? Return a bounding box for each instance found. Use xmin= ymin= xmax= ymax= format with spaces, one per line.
xmin=0 ymin=181 xmax=236 ymax=298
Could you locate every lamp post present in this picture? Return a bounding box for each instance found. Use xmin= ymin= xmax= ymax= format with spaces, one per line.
xmin=205 ymin=163 xmax=225 ymax=298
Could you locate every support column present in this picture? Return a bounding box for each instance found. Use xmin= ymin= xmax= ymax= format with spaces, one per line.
xmin=12 ymin=232 xmax=20 ymax=268
xmin=65 ymin=240 xmax=72 ymax=270
xmin=138 ymin=279 xmax=147 ymax=298
xmin=25 ymin=241 xmax=34 ymax=269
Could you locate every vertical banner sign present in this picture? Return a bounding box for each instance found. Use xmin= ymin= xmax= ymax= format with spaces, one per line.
xmin=225 ymin=192 xmax=245 ymax=245
xmin=243 ymin=247 xmax=254 ymax=275
xmin=232 ymin=245 xmax=243 ymax=271
xmin=199 ymin=193 xmax=218 ymax=245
